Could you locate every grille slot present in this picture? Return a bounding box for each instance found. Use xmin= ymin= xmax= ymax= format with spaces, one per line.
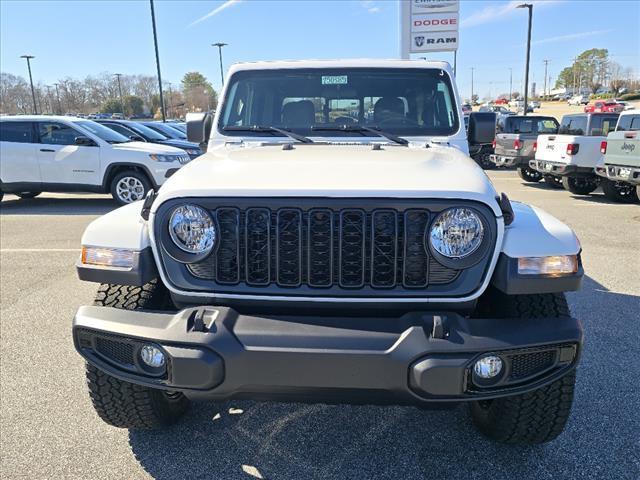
xmin=187 ymin=205 xmax=463 ymax=293
xmin=509 ymin=350 xmax=557 ymax=380
xmin=95 ymin=336 xmax=135 ymax=366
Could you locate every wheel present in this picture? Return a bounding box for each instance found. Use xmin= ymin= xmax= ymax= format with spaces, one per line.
xmin=470 ymin=290 xmax=576 ymax=444
xmin=517 ymin=166 xmax=542 ymax=183
xmin=543 ymin=174 xmax=563 ymax=189
xmin=109 ymin=170 xmax=151 ymax=205
xmin=562 ymin=176 xmax=597 ymax=195
xmin=15 ymin=191 xmax=41 ymax=199
xmin=601 ymin=179 xmax=639 ymax=203
xmin=85 ymin=280 xmax=189 ymax=429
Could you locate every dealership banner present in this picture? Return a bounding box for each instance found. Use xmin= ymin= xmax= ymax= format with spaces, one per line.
xmin=400 ymin=0 xmax=460 ymax=57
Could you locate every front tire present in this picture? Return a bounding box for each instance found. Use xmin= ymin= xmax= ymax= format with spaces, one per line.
xmin=110 ymin=170 xmax=151 ymax=206
xmin=85 ymin=281 xmax=190 ymax=429
xmin=543 ymin=174 xmax=563 ymax=189
xmin=15 ymin=191 xmax=41 ymax=199
xmin=517 ymin=166 xmax=542 ymax=183
xmin=470 ymin=290 xmax=576 ymax=444
xmin=562 ymin=176 xmax=598 ymax=195
xmin=601 ymin=179 xmax=639 ymax=203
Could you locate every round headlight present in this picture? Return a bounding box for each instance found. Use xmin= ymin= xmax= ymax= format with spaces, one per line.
xmin=168 ymin=205 xmax=216 ymax=254
xmin=429 ymin=208 xmax=484 ymax=258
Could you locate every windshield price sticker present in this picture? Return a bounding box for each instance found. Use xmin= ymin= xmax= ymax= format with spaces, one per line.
xmin=322 ymin=75 xmax=348 ymax=85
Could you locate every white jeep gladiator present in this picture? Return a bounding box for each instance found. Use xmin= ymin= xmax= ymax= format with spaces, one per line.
xmin=73 ymin=60 xmax=583 ymax=445
xmin=530 ymin=112 xmax=619 ymax=194
xmin=595 ymin=110 xmax=640 ymax=202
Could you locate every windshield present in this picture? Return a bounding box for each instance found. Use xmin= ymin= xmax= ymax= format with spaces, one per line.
xmin=147 ymin=122 xmax=187 ymax=139
xmin=126 ymin=122 xmax=168 ymax=141
xmin=74 ymin=120 xmax=129 ymax=143
xmin=219 ymin=68 xmax=460 ymax=138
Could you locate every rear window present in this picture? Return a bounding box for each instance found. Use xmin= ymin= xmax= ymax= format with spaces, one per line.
xmin=559 ymin=116 xmax=587 ymax=136
xmin=589 ymin=116 xmax=618 ymax=136
xmin=505 ymin=117 xmax=558 ymax=134
xmin=616 ymin=114 xmax=640 ymax=132
xmin=0 ymin=121 xmax=33 ymax=143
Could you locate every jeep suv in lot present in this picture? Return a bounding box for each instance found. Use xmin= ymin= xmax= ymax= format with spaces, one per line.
xmin=595 ymin=111 xmax=640 ymax=202
xmin=73 ymin=60 xmax=583 ymax=445
xmin=531 ymin=112 xmax=618 ymax=193
xmin=0 ymin=116 xmax=190 ymax=204
xmin=490 ymin=115 xmax=559 ymax=182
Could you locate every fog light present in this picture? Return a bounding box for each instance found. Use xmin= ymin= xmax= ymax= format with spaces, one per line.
xmin=140 ymin=345 xmax=166 ymax=368
xmin=474 ymin=355 xmax=503 ymax=379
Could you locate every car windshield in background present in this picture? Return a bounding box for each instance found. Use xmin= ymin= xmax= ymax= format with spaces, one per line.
xmin=127 ymin=122 xmax=168 ymax=141
xmin=146 ymin=122 xmax=187 ymax=139
xmin=219 ymin=68 xmax=460 ymax=138
xmin=74 ymin=120 xmax=129 ymax=143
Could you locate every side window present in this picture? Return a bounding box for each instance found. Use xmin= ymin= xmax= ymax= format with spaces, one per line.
xmin=38 ymin=122 xmax=82 ymax=146
xmin=0 ymin=122 xmax=33 ymax=143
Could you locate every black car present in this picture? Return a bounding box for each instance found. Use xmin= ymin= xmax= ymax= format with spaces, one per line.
xmin=96 ymin=119 xmax=202 ymax=159
xmin=143 ymin=121 xmax=188 ymax=140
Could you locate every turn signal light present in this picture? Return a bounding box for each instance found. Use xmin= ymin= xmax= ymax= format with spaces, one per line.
xmin=600 ymin=141 xmax=608 ymax=154
xmin=517 ymin=255 xmax=579 ymax=276
xmin=81 ymin=246 xmax=135 ymax=269
xmin=566 ymin=143 xmax=580 ymax=155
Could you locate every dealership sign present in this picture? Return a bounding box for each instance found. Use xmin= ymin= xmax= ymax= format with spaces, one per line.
xmin=400 ymin=0 xmax=459 ymax=57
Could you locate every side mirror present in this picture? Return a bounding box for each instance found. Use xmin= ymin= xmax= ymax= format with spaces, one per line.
xmin=74 ymin=136 xmax=96 ymax=147
xmin=467 ymin=112 xmax=496 ymax=145
xmin=186 ymin=112 xmax=214 ymax=150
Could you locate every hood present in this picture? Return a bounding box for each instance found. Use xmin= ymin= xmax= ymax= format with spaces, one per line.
xmin=112 ymin=141 xmax=186 ymax=155
xmin=159 ymin=139 xmax=200 ymax=151
xmin=154 ymin=144 xmax=501 ymax=216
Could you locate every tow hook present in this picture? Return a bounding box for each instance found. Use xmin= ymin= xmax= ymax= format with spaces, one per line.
xmin=431 ymin=315 xmax=447 ymax=340
xmin=187 ymin=308 xmax=219 ymax=333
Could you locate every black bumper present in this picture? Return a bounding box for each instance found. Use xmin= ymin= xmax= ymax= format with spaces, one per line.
xmin=528 ymin=160 xmax=594 ymax=177
xmin=73 ymin=306 xmax=582 ymax=405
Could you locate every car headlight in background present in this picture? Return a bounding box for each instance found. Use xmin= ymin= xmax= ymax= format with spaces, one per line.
xmin=429 ymin=208 xmax=484 ymax=258
xmin=149 ymin=153 xmax=190 ymax=164
xmin=168 ymin=205 xmax=216 ymax=254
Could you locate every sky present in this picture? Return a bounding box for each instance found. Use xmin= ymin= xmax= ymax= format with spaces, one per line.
xmin=1 ymin=0 xmax=639 ymax=100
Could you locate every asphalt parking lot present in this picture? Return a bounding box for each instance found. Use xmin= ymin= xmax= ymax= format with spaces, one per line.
xmin=1 ymin=170 xmax=639 ymax=480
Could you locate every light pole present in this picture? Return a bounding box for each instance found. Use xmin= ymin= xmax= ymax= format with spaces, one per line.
xmin=114 ymin=73 xmax=125 ymax=117
xmin=54 ymin=82 xmax=62 ymax=114
xmin=470 ymin=67 xmax=475 ymax=105
xmin=166 ymin=82 xmax=173 ymax=118
xmin=212 ymin=42 xmax=227 ymax=87
xmin=517 ymin=3 xmax=533 ymax=116
xmin=20 ymin=55 xmax=38 ymax=114
xmin=149 ymin=0 xmax=166 ymax=122
xmin=543 ymin=59 xmax=549 ymax=99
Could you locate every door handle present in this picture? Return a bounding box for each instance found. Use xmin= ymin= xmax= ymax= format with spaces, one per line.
xmin=39 ymin=148 xmax=55 ymax=152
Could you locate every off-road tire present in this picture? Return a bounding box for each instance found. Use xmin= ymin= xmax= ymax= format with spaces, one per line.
xmin=15 ymin=191 xmax=41 ymax=199
xmin=86 ymin=280 xmax=190 ymax=429
xmin=517 ymin=166 xmax=542 ymax=183
xmin=601 ymin=179 xmax=639 ymax=203
xmin=109 ymin=169 xmax=152 ymax=206
xmin=562 ymin=176 xmax=597 ymax=195
xmin=470 ymin=289 xmax=576 ymax=444
xmin=543 ymin=174 xmax=563 ymax=189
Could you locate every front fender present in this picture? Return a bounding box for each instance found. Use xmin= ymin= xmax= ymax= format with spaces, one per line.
xmin=78 ymin=202 xmax=157 ymax=285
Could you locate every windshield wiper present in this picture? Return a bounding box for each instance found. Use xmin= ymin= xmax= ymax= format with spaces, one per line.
xmin=311 ymin=125 xmax=409 ymax=146
xmin=223 ymin=125 xmax=313 ymax=144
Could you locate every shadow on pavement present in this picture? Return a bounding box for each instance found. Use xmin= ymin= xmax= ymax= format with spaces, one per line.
xmin=0 ymin=196 xmax=117 ymax=216
xmin=126 ymin=276 xmax=639 ymax=480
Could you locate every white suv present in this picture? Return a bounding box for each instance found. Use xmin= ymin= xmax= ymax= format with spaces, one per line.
xmin=0 ymin=116 xmax=190 ymax=205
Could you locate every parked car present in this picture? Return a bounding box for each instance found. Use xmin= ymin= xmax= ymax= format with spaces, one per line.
xmin=568 ymin=95 xmax=589 ymax=106
xmin=494 ymin=98 xmax=509 ymax=105
xmin=96 ymin=119 xmax=202 ymax=159
xmin=142 ymin=121 xmax=188 ymax=140
xmin=613 ymin=100 xmax=634 ymax=111
xmin=461 ymin=103 xmax=472 ymax=115
xmin=529 ymin=101 xmax=540 ymax=109
xmin=584 ymin=100 xmax=624 ymax=113
xmin=111 ymin=113 xmax=125 ymax=119
xmin=490 ymin=115 xmax=559 ymax=182
xmin=0 ymin=115 xmax=190 ymax=204
xmin=72 ymin=59 xmax=584 ymax=445
xmin=530 ymin=112 xmax=619 ymax=193
xmin=594 ymin=110 xmax=640 ymax=202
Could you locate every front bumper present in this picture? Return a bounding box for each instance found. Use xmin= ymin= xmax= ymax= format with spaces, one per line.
xmin=73 ymin=306 xmax=582 ymax=405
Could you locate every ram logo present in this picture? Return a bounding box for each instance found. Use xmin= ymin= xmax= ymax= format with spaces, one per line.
xmin=415 ymin=36 xmax=425 ymax=47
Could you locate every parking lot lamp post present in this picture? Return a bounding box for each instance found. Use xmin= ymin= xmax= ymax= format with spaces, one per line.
xmin=20 ymin=55 xmax=37 ymax=115
xmin=114 ymin=73 xmax=125 ymax=117
xmin=53 ymin=83 xmax=62 ymax=114
xmin=149 ymin=0 xmax=166 ymax=122
xmin=212 ymin=42 xmax=227 ymax=87
xmin=509 ymin=68 xmax=513 ymax=100
xmin=517 ymin=3 xmax=533 ymax=116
